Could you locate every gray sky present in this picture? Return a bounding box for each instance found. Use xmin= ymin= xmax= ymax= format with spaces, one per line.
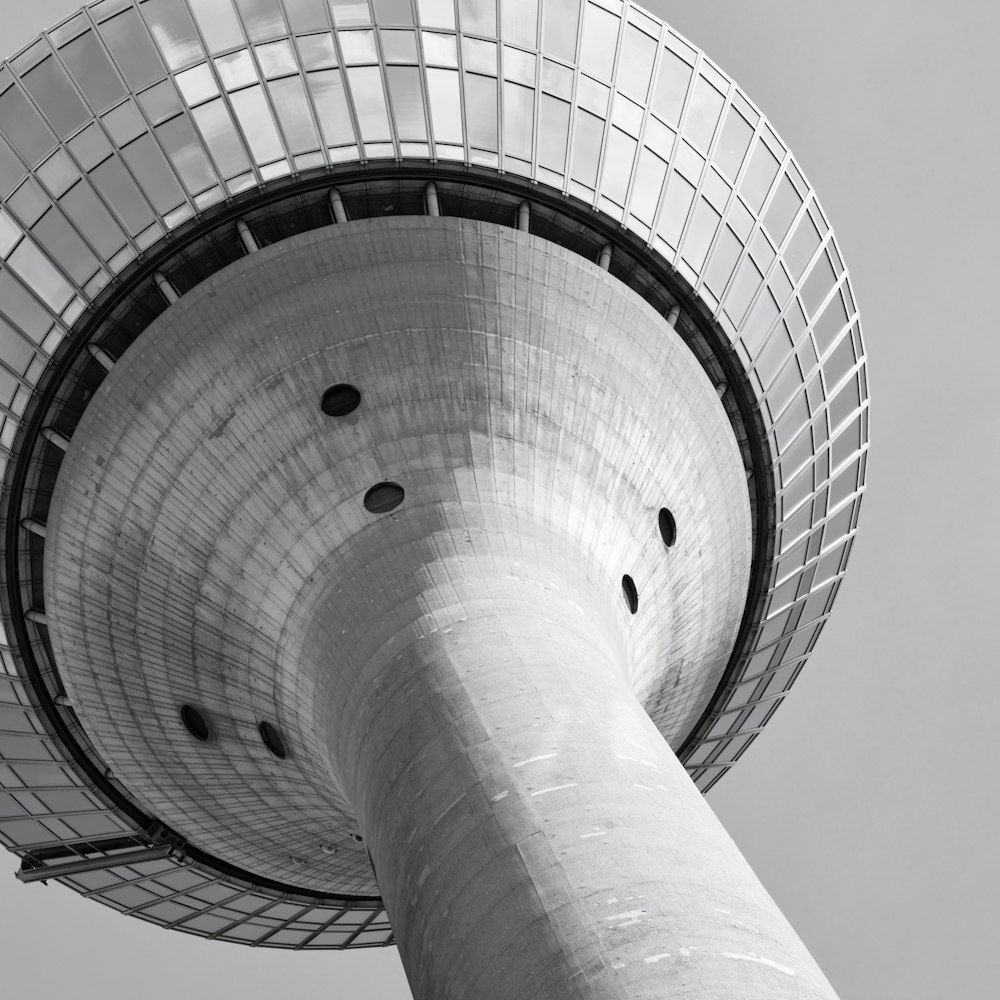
xmin=2 ymin=2 xmax=998 ymax=998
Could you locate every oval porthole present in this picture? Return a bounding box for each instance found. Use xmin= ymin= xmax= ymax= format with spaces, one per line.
xmin=622 ymin=574 xmax=639 ymax=615
xmin=658 ymin=508 xmax=677 ymax=548
xmin=259 ymin=720 xmax=287 ymax=759
xmin=364 ymin=481 xmax=405 ymax=513
xmin=320 ymin=383 xmax=361 ymax=416
xmin=180 ymin=704 xmax=210 ymax=742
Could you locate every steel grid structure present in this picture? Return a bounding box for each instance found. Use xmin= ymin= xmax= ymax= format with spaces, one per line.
xmin=0 ymin=0 xmax=868 ymax=950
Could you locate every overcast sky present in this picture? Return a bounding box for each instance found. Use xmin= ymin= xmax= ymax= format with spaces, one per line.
xmin=2 ymin=3 xmax=998 ymax=999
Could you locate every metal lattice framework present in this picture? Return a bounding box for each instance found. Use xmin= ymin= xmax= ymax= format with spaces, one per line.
xmin=0 ymin=0 xmax=868 ymax=948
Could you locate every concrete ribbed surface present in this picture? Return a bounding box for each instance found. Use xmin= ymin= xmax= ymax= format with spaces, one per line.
xmin=43 ymin=218 xmax=750 ymax=896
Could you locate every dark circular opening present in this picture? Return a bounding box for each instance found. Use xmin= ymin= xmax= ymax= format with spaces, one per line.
xmin=364 ymin=481 xmax=405 ymax=513
xmin=180 ymin=704 xmax=210 ymax=742
xmin=320 ymin=383 xmax=361 ymax=416
xmin=658 ymin=508 xmax=677 ymax=548
xmin=622 ymin=574 xmax=639 ymax=615
xmin=350 ymin=833 xmax=364 ymax=844
xmin=258 ymin=720 xmax=287 ymax=759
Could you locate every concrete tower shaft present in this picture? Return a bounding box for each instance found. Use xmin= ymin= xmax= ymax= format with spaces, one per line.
xmin=36 ymin=218 xmax=842 ymax=997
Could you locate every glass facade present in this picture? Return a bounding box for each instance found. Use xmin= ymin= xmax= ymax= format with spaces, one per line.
xmin=0 ymin=0 xmax=868 ymax=945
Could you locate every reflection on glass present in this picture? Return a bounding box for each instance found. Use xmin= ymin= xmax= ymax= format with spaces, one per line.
xmin=230 ymin=85 xmax=286 ymax=162
xmin=715 ymin=107 xmax=754 ymax=180
xmin=418 ymin=0 xmax=455 ymax=31
xmin=177 ymin=64 xmax=221 ymax=105
xmin=684 ymin=75 xmax=724 ymax=152
xmin=0 ymin=271 xmax=53 ymax=344
xmin=68 ymin=124 xmax=113 ymax=171
xmin=60 ymin=30 xmax=128 ymax=112
xmin=9 ymin=177 xmax=50 ymax=227
xmin=103 ymin=102 xmax=147 ymax=148
xmin=138 ymin=80 xmax=184 ymax=126
xmin=682 ymin=197 xmax=720 ymax=271
xmin=629 ymin=148 xmax=665 ymax=224
xmin=31 ymin=207 xmax=100 ymax=284
xmin=142 ymin=0 xmax=206 ymax=71
xmin=651 ymin=48 xmax=692 ymax=127
xmin=192 ymin=98 xmax=252 ymax=176
xmin=306 ymin=70 xmax=356 ymax=146
xmin=188 ymin=0 xmax=246 ymax=54
xmin=580 ymin=4 xmax=617 ymax=81
xmin=257 ymin=39 xmax=299 ymax=77
xmin=21 ymin=58 xmax=88 ymax=139
xmin=602 ymin=127 xmax=636 ymax=205
xmin=8 ymin=239 xmax=74 ymax=312
xmin=657 ymin=172 xmax=694 ymax=248
xmin=155 ymin=113 xmax=219 ymax=193
xmin=380 ymin=30 xmax=416 ymax=63
xmin=541 ymin=57 xmax=572 ymax=99
xmin=0 ymin=84 xmax=55 ymax=166
xmin=463 ymin=73 xmax=497 ymax=151
xmin=60 ymin=179 xmax=127 ymax=257
xmin=235 ymin=0 xmax=289 ymax=41
xmin=344 ymin=67 xmax=392 ymax=142
xmin=269 ymin=76 xmax=320 ymax=152
xmin=763 ymin=174 xmax=800 ymax=247
xmin=570 ymin=108 xmax=603 ymax=188
xmin=541 ymin=0 xmax=578 ymax=63
xmin=386 ymin=65 xmax=426 ymax=140
xmin=91 ymin=155 xmax=155 ymax=234
xmin=284 ymin=0 xmax=330 ymax=32
xmin=372 ymin=0 xmax=415 ymax=25
xmin=812 ymin=291 xmax=848 ymax=357
xmin=339 ymin=30 xmax=378 ymax=65
xmin=784 ymin=212 xmax=820 ymax=282
xmin=501 ymin=0 xmax=537 ymax=49
xmin=330 ymin=0 xmax=373 ymax=27
xmin=98 ymin=9 xmax=165 ymax=90
xmin=800 ymin=250 xmax=836 ymax=317
xmin=619 ymin=25 xmax=656 ymax=101
xmin=740 ymin=139 xmax=780 ymax=214
xmin=427 ymin=68 xmax=463 ymax=145
xmin=216 ymin=50 xmax=260 ymax=90
xmin=725 ymin=255 xmax=763 ymax=326
xmin=576 ymin=75 xmax=608 ymax=116
xmin=120 ymin=135 xmax=184 ymax=212
xmin=538 ymin=94 xmax=569 ymax=171
xmin=0 ymin=210 xmax=22 ymax=258
xmin=503 ymin=46 xmax=535 ymax=86
xmin=298 ymin=34 xmax=339 ymax=70
xmin=423 ymin=32 xmax=458 ymax=67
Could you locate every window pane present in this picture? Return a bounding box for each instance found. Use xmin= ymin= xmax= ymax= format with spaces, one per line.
xmin=784 ymin=212 xmax=821 ymax=282
xmin=229 ymin=85 xmax=286 ymax=161
xmin=630 ymin=147 xmax=666 ymax=224
xmin=306 ymin=70 xmax=356 ymax=146
xmin=618 ymin=26 xmax=656 ymax=101
xmin=269 ymin=76 xmax=320 ymax=152
xmin=0 ymin=85 xmax=56 ymax=165
xmin=91 ymin=156 xmax=155 ymax=234
xmin=138 ymin=80 xmax=184 ymax=125
xmin=155 ymin=114 xmax=219 ymax=192
xmin=704 ymin=225 xmax=741 ymax=295
xmin=347 ymin=66 xmax=392 ymax=141
xmin=580 ymin=4 xmax=618 ymax=81
xmin=192 ymin=98 xmax=252 ymax=176
xmin=298 ymin=34 xmax=339 ymax=70
xmin=22 ymin=57 xmax=89 ymax=138
xmin=501 ymin=0 xmax=537 ymax=49
xmin=741 ymin=138 xmax=780 ymax=214
xmin=657 ymin=171 xmax=694 ymax=248
xmin=502 ymin=80 xmax=533 ymax=160
xmin=339 ymin=30 xmax=378 ymax=64
xmin=372 ymin=0 xmax=414 ymax=24
xmin=60 ymin=30 xmax=127 ymax=111
xmin=422 ymin=67 xmax=464 ymax=148
xmin=685 ymin=75 xmax=724 ymax=151
xmin=0 ymin=272 xmax=52 ymax=344
xmin=602 ymin=127 xmax=635 ymax=205
xmin=682 ymin=197 xmax=720 ymax=270
xmin=99 ymin=9 xmax=165 ymax=89
xmin=235 ymin=0 xmax=289 ymax=41
xmin=381 ymin=30 xmax=417 ymax=63
xmin=386 ymin=65 xmax=426 ymax=140
xmin=188 ymin=0 xmax=246 ymax=53
xmin=31 ymin=208 xmax=100 ymax=284
xmin=464 ymin=73 xmax=496 ymax=150
xmin=177 ymin=63 xmax=221 ymax=105
xmin=542 ymin=0 xmax=578 ymax=63
xmin=143 ymin=0 xmax=206 ymax=70
xmin=417 ymin=0 xmax=455 ymax=30
xmin=257 ymin=39 xmax=300 ymax=76
xmin=652 ymin=48 xmax=691 ymax=126
xmin=330 ymin=0 xmax=373 ymax=27
xmin=715 ymin=107 xmax=754 ymax=180
xmin=8 ymin=240 xmax=74 ymax=312
xmin=538 ymin=93 xmax=569 ymax=171
xmin=458 ymin=0 xmax=495 ymax=36
xmin=60 ymin=179 xmax=127 ymax=257
xmin=121 ymin=133 xmax=186 ymax=211
xmin=570 ymin=109 xmax=603 ymax=188
xmin=284 ymin=0 xmax=330 ymax=32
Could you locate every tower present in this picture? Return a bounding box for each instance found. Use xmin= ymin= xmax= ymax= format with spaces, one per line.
xmin=0 ymin=2 xmax=869 ymax=998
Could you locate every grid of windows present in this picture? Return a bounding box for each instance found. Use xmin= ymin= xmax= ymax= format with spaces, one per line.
xmin=0 ymin=0 xmax=868 ymax=940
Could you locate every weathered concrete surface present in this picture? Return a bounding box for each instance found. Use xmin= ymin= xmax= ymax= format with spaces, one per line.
xmin=36 ymin=218 xmax=839 ymax=998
